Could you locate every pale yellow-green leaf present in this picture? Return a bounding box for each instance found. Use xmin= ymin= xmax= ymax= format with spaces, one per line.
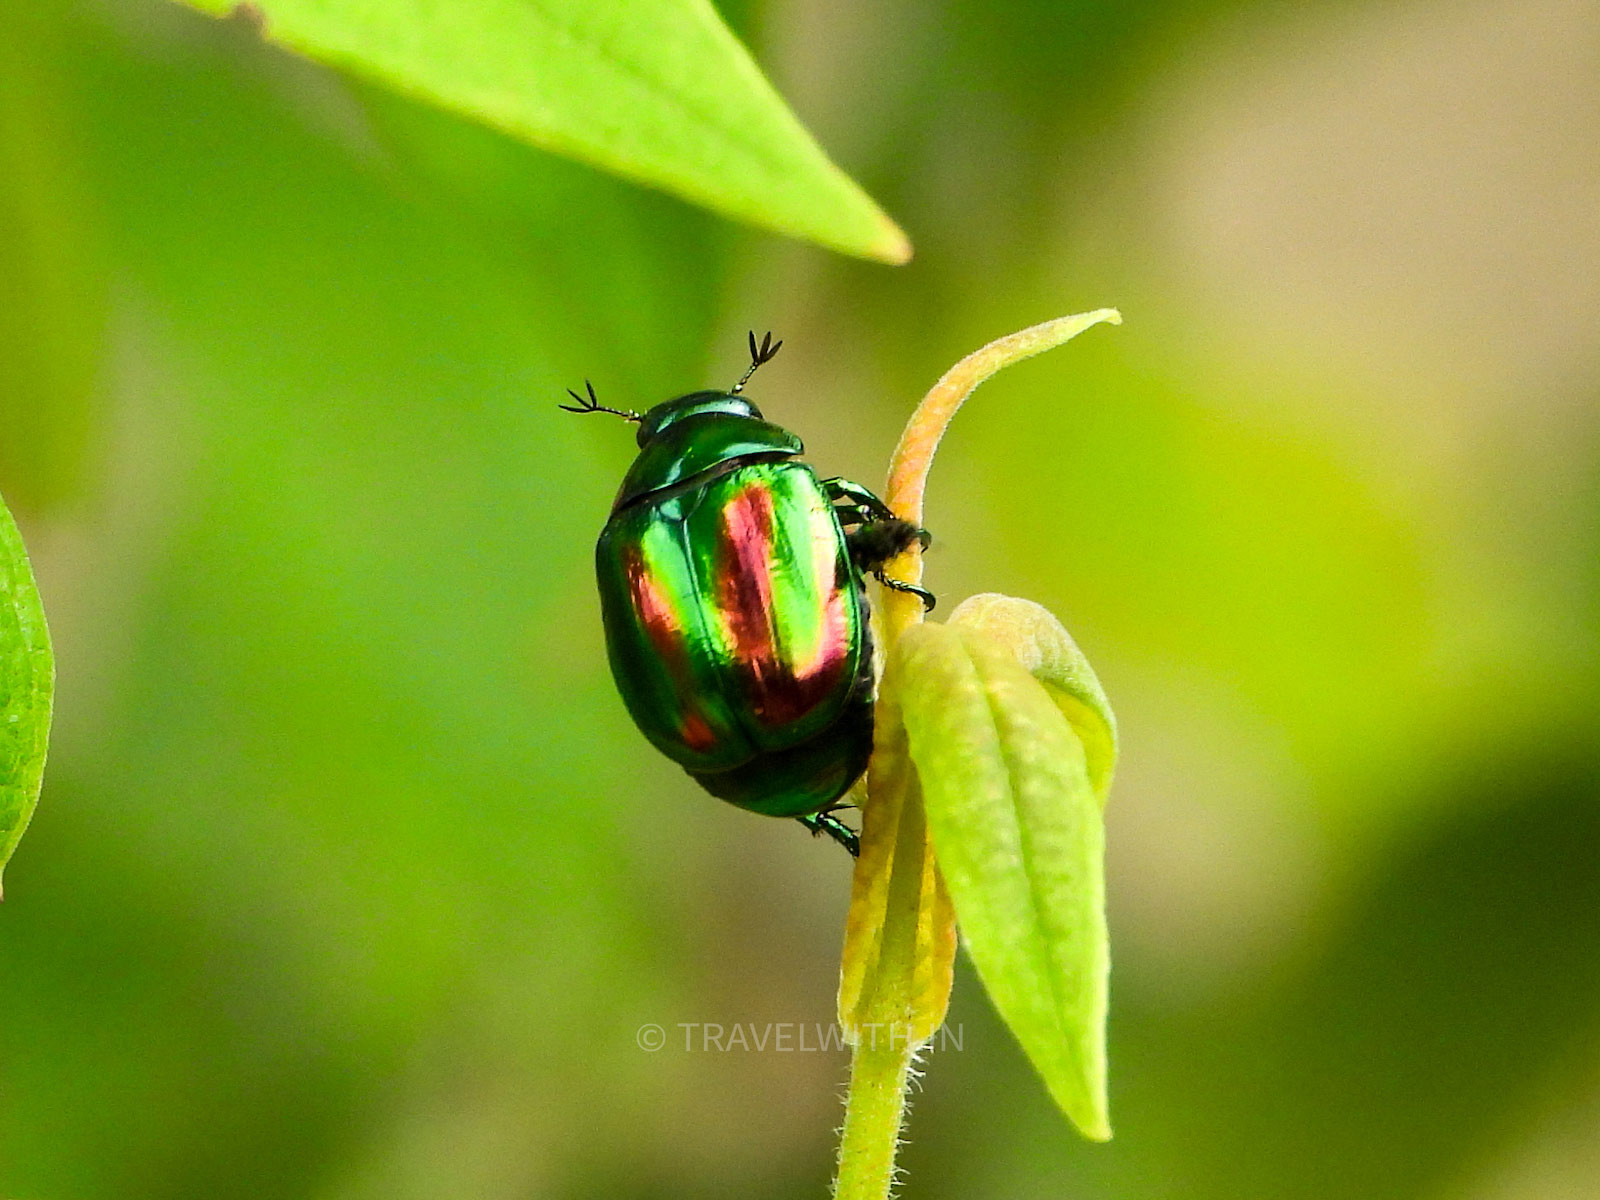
xmin=948 ymin=593 xmax=1117 ymax=804
xmin=895 ymin=621 xmax=1109 ymax=1140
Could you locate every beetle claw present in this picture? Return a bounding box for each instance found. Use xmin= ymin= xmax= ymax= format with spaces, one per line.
xmin=875 ymin=571 xmax=937 ymax=612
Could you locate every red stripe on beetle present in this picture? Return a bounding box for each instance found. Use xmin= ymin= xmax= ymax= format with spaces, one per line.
xmin=714 ymin=481 xmax=850 ymax=730
xmin=801 ymin=517 xmax=854 ymax=694
xmin=621 ymin=543 xmax=720 ymax=754
xmin=715 ymin=483 xmax=779 ymax=664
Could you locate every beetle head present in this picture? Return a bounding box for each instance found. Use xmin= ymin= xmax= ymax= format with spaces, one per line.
xmin=635 ymin=391 xmax=764 ymax=448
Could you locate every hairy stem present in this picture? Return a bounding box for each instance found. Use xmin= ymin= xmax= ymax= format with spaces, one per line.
xmin=833 ymin=1035 xmax=915 ymax=1200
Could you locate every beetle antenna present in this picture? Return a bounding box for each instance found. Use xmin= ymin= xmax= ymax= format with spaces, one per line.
xmin=731 ymin=330 xmax=783 ymax=394
xmin=558 ymin=379 xmax=641 ymax=422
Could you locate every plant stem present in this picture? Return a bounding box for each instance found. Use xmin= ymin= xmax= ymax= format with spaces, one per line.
xmin=833 ymin=1035 xmax=914 ymax=1200
xmin=832 ymin=702 xmax=948 ymax=1200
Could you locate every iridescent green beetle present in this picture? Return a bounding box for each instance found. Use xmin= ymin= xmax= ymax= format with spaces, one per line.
xmin=564 ymin=333 xmax=933 ymax=855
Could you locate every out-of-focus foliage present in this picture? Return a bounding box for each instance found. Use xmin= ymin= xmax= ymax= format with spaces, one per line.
xmin=0 ymin=7 xmax=106 ymax=509
xmin=171 ymin=0 xmax=911 ymax=262
xmin=1 ymin=0 xmax=1597 ymax=1198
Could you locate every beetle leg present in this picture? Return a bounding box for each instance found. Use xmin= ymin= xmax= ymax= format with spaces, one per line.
xmin=874 ymin=570 xmax=937 ymax=612
xmin=833 ymin=503 xmax=876 ymax=530
xmin=797 ymin=811 xmax=860 ymax=857
xmin=825 ymin=478 xmax=934 ymax=546
xmin=825 ymin=477 xmax=936 ymax=611
xmin=821 ymin=477 xmax=896 ymax=524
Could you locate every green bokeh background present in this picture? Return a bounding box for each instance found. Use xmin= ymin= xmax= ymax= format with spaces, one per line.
xmin=4 ymin=0 xmax=1599 ymax=1196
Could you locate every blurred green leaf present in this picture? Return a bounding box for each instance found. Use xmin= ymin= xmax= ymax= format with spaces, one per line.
xmin=0 ymin=489 xmax=53 ymax=896
xmin=948 ymin=593 xmax=1117 ymax=804
xmin=172 ymin=0 xmax=911 ymax=263
xmin=894 ymin=621 xmax=1110 ymax=1140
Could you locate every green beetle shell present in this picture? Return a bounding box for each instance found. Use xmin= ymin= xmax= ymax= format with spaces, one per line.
xmin=595 ymin=393 xmax=874 ymax=818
